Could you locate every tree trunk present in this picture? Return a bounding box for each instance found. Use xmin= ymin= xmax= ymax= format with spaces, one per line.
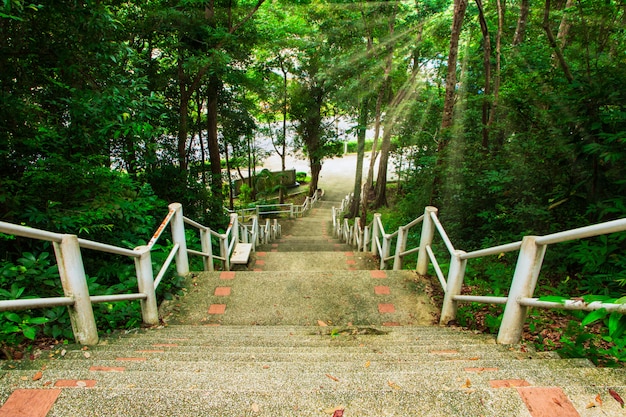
xmin=556 ymin=0 xmax=575 ymax=49
xmin=433 ymin=0 xmax=467 ymax=205
xmin=350 ymin=98 xmax=368 ymax=217
xmin=373 ymin=127 xmax=392 ymax=208
xmin=490 ymin=0 xmax=503 ymax=148
xmin=543 ymin=0 xmax=574 ymax=83
xmin=304 ymin=87 xmax=324 ymax=197
xmin=513 ymin=0 xmax=529 ymax=46
xmin=366 ymin=2 xmax=396 ymax=200
xmin=207 ymin=75 xmax=223 ymax=200
xmin=279 ymin=58 xmax=288 ymax=204
xmin=475 ymin=0 xmax=491 ymax=149
xmin=441 ymin=0 xmax=468 ymax=133
xmin=365 ymin=87 xmax=383 ymax=192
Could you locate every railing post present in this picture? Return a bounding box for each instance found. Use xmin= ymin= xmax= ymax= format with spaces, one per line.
xmin=200 ymin=228 xmax=214 ymax=271
xmin=220 ymin=234 xmax=230 ymax=271
xmin=353 ymin=217 xmax=360 ymax=246
xmin=54 ymin=235 xmax=98 ymax=345
xmin=231 ymin=213 xmax=239 ymax=243
xmin=497 ymin=236 xmax=547 ymax=344
xmin=363 ymin=225 xmax=370 ymax=253
xmin=416 ymin=206 xmax=438 ymax=275
xmin=371 ymin=213 xmax=381 ymax=255
xmin=439 ymin=250 xmax=467 ymax=325
xmin=380 ymin=234 xmax=390 ymax=270
xmin=393 ymin=226 xmax=408 ymax=271
xmin=290 ymin=203 xmax=294 ymax=218
xmin=168 ymin=203 xmax=189 ymax=276
xmin=134 ymin=246 xmax=159 ymax=326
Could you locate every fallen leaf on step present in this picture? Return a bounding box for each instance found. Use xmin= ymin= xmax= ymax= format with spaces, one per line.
xmin=586 ymin=402 xmax=596 ymax=409
xmin=387 ymin=380 xmax=401 ymax=390
xmin=332 ymin=409 xmax=344 ymax=417
xmin=609 ymin=389 xmax=624 ymax=408
xmin=251 ymin=403 xmax=260 ymax=413
xmin=364 ymin=361 xmax=371 ymax=368
xmin=32 ymin=371 xmax=43 ymax=381
xmin=595 ymin=394 xmax=603 ymax=407
xmin=462 ymin=378 xmax=471 ymax=389
xmin=318 ymin=320 xmax=328 ymax=327
xmin=326 ymin=373 xmax=339 ymax=382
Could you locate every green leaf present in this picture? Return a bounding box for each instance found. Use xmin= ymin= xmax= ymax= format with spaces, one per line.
xmin=538 ymin=295 xmax=568 ymax=304
xmin=581 ymin=308 xmax=608 ymax=327
xmin=5 ymin=312 xmax=21 ymax=323
xmin=22 ymin=326 xmax=37 ymax=340
xmin=608 ymin=313 xmax=626 ymax=339
xmin=1 ymin=325 xmax=20 ymax=334
xmin=26 ymin=317 xmax=49 ymax=325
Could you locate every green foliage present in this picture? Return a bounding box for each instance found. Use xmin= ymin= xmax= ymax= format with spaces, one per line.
xmin=296 ymin=172 xmax=308 ymax=183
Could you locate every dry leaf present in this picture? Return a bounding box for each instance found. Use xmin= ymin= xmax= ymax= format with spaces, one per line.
xmin=326 ymin=373 xmax=339 ymax=382
xmin=251 ymin=403 xmax=260 ymax=413
xmin=586 ymin=402 xmax=596 ymax=409
xmin=60 ymin=349 xmax=67 ymax=357
xmin=387 ymin=380 xmax=401 ymax=390
xmin=595 ymin=394 xmax=603 ymax=407
xmin=32 ymin=371 xmax=43 ymax=381
xmin=462 ymin=378 xmax=471 ymax=389
xmin=364 ymin=361 xmax=371 ymax=368
xmin=43 ymin=381 xmax=51 ymax=387
xmin=332 ymin=410 xmax=344 ymax=417
xmin=318 ymin=320 xmax=328 ymax=327
xmin=609 ymin=389 xmax=624 ymax=408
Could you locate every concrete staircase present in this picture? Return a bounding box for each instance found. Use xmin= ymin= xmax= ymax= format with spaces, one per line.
xmin=1 ymin=198 xmax=625 ymax=416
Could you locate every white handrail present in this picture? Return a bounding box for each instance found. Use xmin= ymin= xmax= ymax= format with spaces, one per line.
xmin=332 ymin=192 xmax=626 ymax=345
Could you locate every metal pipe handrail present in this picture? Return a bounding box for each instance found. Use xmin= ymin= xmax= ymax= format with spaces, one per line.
xmin=153 ymin=243 xmax=180 ymax=289
xmin=0 ymin=221 xmax=63 ymax=243
xmin=0 ymin=297 xmax=74 ymax=311
xmin=453 ymin=295 xmax=509 ymax=305
xmin=147 ymin=207 xmax=176 ymax=249
xmin=183 ymin=216 xmax=208 ymax=231
xmin=90 ymin=293 xmax=147 ymax=303
xmin=460 ymin=241 xmax=522 ymax=260
xmin=535 ymin=218 xmax=626 ymax=246
xmin=398 ymin=246 xmax=421 ymax=257
xmin=430 ymin=211 xmax=455 ymax=255
xmin=77 ymin=238 xmax=139 ymax=258
xmin=426 ymin=245 xmax=447 ymax=290
xmin=519 ymin=297 xmax=626 ymax=313
xmin=400 ymin=214 xmax=425 ymax=231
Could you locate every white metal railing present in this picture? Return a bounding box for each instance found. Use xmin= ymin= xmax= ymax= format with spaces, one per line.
xmin=333 ymin=193 xmax=626 ymax=345
xmin=0 ymin=202 xmax=281 ymax=346
xmin=227 ymin=189 xmax=324 ymax=221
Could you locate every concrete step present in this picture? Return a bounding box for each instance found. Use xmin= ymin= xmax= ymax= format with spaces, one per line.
xmin=0 ymin=387 xmax=548 ymax=417
xmin=2 ymin=325 xmax=625 ymax=416
xmin=161 ymin=270 xmax=437 ymax=326
xmin=248 ymin=252 xmax=379 ymax=271
xmin=256 ymin=243 xmax=353 ymax=253
xmin=6 ymin=364 xmax=621 ymax=394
